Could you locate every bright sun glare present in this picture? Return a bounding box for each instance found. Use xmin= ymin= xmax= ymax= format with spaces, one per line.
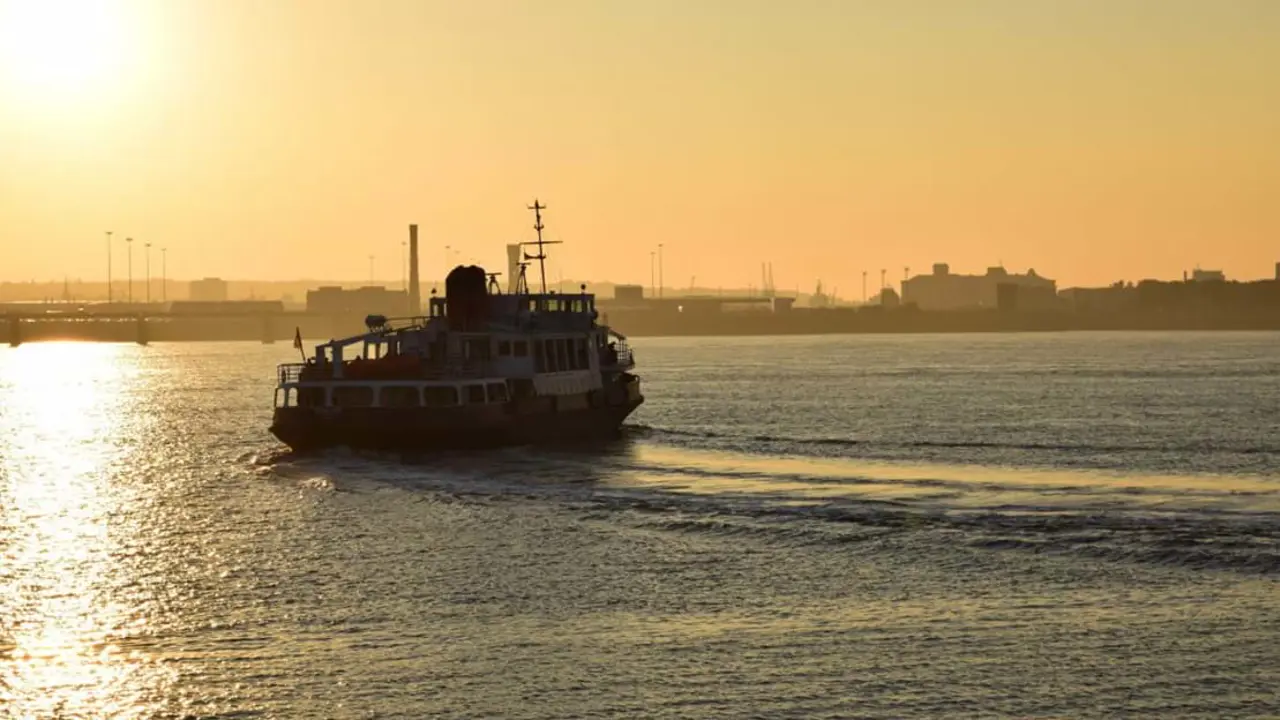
xmin=0 ymin=0 xmax=131 ymax=104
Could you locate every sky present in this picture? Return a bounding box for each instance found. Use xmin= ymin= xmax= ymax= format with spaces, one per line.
xmin=1 ymin=0 xmax=1277 ymax=293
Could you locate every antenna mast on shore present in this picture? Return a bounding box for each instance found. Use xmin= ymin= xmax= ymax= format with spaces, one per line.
xmin=521 ymin=199 xmax=561 ymax=294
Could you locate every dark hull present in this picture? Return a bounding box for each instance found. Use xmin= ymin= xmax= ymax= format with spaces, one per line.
xmin=270 ymin=397 xmax=643 ymax=452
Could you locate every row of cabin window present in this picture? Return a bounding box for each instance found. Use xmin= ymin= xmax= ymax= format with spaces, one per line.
xmin=299 ymin=382 xmax=509 ymax=408
xmin=524 ymin=298 xmax=594 ymax=313
xmin=495 ymin=340 xmax=530 ymax=358
xmin=533 ymin=337 xmax=590 ymax=374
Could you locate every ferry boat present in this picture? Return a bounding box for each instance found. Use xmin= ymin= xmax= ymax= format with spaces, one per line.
xmin=270 ymin=202 xmax=643 ymax=451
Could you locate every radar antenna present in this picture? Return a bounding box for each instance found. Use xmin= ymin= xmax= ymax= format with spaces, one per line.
xmin=486 ymin=272 xmax=503 ymax=295
xmin=520 ymin=199 xmax=561 ymax=295
xmin=515 ymin=262 xmax=531 ymax=295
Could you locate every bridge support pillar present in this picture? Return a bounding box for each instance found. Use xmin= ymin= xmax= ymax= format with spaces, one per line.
xmin=136 ymin=314 xmax=149 ymax=346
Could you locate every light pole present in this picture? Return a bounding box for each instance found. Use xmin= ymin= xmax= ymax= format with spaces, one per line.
xmin=658 ymin=243 xmax=664 ymax=299
xmin=105 ymin=231 xmax=113 ymax=304
xmin=401 ymin=240 xmax=407 ymax=291
xmin=649 ymin=251 xmax=655 ymax=298
xmin=861 ymin=271 xmax=867 ymax=303
xmin=161 ymin=248 xmax=168 ymax=302
xmin=145 ymin=242 xmax=152 ymax=303
xmin=126 ymin=237 xmax=133 ymax=303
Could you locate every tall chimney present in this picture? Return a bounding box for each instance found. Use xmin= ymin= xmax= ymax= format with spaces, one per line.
xmin=506 ymin=244 xmax=522 ymax=293
xmin=408 ymin=224 xmax=421 ymax=315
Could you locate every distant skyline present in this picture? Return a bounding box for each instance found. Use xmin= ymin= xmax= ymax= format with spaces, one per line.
xmin=2 ymin=0 xmax=1278 ymax=289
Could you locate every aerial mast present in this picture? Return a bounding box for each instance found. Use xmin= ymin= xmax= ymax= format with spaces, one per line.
xmin=521 ymin=199 xmax=561 ymax=294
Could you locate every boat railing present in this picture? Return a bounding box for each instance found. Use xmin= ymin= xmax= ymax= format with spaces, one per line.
xmin=277 ymin=359 xmax=490 ymax=384
xmin=600 ymin=339 xmax=635 ymax=370
xmin=278 ymin=363 xmax=306 ymax=384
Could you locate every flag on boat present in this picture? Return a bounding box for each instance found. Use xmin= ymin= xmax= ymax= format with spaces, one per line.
xmin=293 ymin=327 xmax=303 ymax=351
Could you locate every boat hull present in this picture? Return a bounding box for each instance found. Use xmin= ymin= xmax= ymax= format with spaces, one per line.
xmin=270 ymin=396 xmax=643 ymax=452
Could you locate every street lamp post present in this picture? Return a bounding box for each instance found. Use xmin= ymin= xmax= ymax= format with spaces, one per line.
xmin=649 ymin=251 xmax=655 ymax=298
xmin=126 ymin=237 xmax=134 ymax=303
xmin=401 ymin=240 xmax=407 ymax=291
xmin=145 ymin=242 xmax=152 ymax=303
xmin=658 ymin=243 xmax=664 ymax=299
xmin=106 ymin=231 xmax=113 ymax=304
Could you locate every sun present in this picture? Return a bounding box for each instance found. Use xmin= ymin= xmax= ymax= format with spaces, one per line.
xmin=0 ymin=0 xmax=131 ymax=104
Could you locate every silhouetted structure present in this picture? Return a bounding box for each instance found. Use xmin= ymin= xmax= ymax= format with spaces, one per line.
xmin=903 ymin=264 xmax=1057 ymax=310
xmin=307 ymin=286 xmax=408 ymax=317
xmin=189 ymin=278 xmax=229 ymax=302
xmin=613 ymin=285 xmax=645 ymax=304
xmin=507 ymin=244 xmax=523 ymax=294
xmin=1190 ymin=269 xmax=1226 ymax=282
xmin=408 ymin=224 xmax=422 ymax=316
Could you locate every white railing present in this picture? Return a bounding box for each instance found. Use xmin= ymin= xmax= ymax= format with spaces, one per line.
xmin=278 ymin=363 xmax=306 ymax=384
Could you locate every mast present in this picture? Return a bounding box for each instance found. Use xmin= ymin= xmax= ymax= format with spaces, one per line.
xmin=521 ymin=199 xmax=561 ymax=294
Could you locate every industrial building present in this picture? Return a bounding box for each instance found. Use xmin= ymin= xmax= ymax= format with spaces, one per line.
xmin=612 ymin=284 xmax=646 ymax=306
xmin=306 ymin=286 xmax=410 ymax=317
xmin=189 ymin=278 xmax=229 ymax=302
xmin=902 ymin=263 xmax=1057 ymax=311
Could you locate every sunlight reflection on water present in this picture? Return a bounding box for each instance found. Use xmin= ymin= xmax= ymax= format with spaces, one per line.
xmin=0 ymin=344 xmax=174 ymax=718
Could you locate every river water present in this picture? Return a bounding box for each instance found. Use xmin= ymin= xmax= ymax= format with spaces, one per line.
xmin=1 ymin=333 xmax=1277 ymax=718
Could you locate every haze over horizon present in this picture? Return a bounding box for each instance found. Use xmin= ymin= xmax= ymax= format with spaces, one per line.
xmin=2 ymin=0 xmax=1277 ymax=290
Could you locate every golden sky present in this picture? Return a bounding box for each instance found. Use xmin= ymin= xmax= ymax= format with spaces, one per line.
xmin=2 ymin=0 xmax=1277 ymax=292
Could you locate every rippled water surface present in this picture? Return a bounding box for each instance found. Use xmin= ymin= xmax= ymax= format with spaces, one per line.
xmin=2 ymin=333 xmax=1278 ymax=718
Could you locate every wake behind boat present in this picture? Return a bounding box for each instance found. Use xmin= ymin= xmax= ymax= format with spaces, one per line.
xmin=270 ymin=201 xmax=643 ymax=451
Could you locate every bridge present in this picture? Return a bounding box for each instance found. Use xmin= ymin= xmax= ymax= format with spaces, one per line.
xmin=2 ymin=309 xmax=371 ymax=347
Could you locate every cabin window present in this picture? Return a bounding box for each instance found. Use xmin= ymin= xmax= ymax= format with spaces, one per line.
xmin=572 ymin=300 xmax=583 ymax=313
xmin=498 ymin=340 xmax=511 ymax=356
xmin=486 ymin=382 xmax=508 ymax=403
xmin=382 ymin=386 xmax=421 ymax=408
xmin=513 ymin=340 xmax=528 ymax=357
xmin=557 ymin=338 xmax=570 ymax=372
xmin=424 ymin=386 xmax=459 ymax=407
xmin=465 ymin=384 xmax=486 ymax=404
xmin=298 ymin=387 xmax=326 ymax=407
xmin=333 ymin=386 xmax=374 ymax=407
xmin=465 ymin=338 xmax=491 ymax=361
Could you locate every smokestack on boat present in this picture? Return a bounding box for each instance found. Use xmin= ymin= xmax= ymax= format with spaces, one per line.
xmin=408 ymin=224 xmax=421 ymax=315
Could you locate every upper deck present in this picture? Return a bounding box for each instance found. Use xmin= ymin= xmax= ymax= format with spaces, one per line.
xmin=425 ymin=289 xmax=598 ymax=333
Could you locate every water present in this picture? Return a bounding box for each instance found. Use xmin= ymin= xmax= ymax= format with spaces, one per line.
xmin=1 ymin=333 xmax=1277 ymax=719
